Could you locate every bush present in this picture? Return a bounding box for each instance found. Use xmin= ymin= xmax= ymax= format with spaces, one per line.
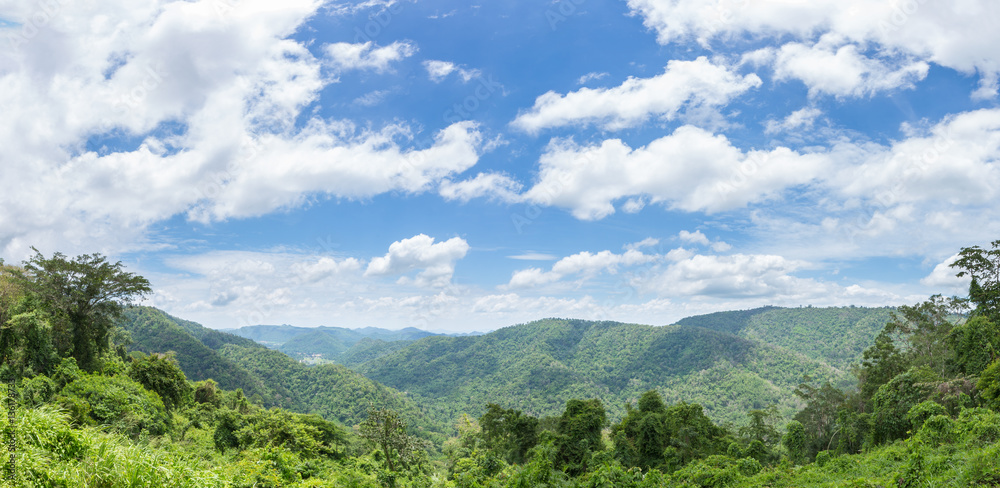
xmin=60 ymin=372 xmax=169 ymax=437
xmin=955 ymin=407 xmax=1000 ymax=444
xmin=736 ymin=457 xmax=763 ymax=476
xmin=815 ymin=450 xmax=832 ymax=467
xmin=906 ymin=401 xmax=947 ymax=432
xmin=18 ymin=374 xmax=56 ymax=407
xmin=914 ymin=414 xmax=954 ymax=445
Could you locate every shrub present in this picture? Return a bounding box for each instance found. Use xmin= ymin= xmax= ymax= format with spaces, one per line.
xmin=60 ymin=372 xmax=169 ymax=437
xmin=906 ymin=401 xmax=947 ymax=432
xmin=914 ymin=414 xmax=954 ymax=445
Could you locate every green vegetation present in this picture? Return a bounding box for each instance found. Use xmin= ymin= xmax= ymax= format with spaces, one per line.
xmin=677 ymin=306 xmax=897 ymax=372
xmin=357 ymin=319 xmax=846 ymax=426
xmin=222 ymin=324 xmax=437 ymax=364
xmin=2 ymin=242 xmax=999 ymax=487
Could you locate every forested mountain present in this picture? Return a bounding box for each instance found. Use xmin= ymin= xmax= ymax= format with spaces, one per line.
xmin=123 ymin=307 xmax=436 ymax=435
xmin=676 ymin=306 xmax=897 ymax=372
xmin=357 ymin=318 xmax=848 ymax=426
xmin=120 ymin=307 xmax=273 ymax=400
xmin=4 ymin=246 xmax=1000 ymax=487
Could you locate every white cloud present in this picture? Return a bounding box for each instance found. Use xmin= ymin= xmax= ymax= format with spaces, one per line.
xmin=291 ymin=256 xmax=364 ymax=284
xmin=627 ymin=0 xmax=1000 ymax=97
xmin=764 ymin=107 xmax=822 ymax=134
xmin=577 ymin=71 xmax=609 ymax=84
xmin=920 ymin=254 xmax=970 ymax=290
xmin=505 ymin=249 xmax=658 ymax=289
xmin=0 ymin=1 xmax=487 ymax=259
xmin=830 ymin=108 xmax=1000 ymax=209
xmin=759 ymin=38 xmax=929 ymax=97
xmin=624 ymin=238 xmax=660 ymax=251
xmin=187 ymin=121 xmax=484 ymax=222
xmin=522 ymin=125 xmax=827 ymax=219
xmin=324 ymin=40 xmax=417 ymax=73
xmin=439 ymin=172 xmax=523 ymax=203
xmin=678 ymin=230 xmax=710 ymax=246
xmin=511 ymin=56 xmax=761 ymax=133
xmin=365 ymin=234 xmax=470 ymax=287
xmin=639 ymin=253 xmax=823 ymax=299
xmin=679 ymin=230 xmax=731 ymax=252
xmin=423 ymin=60 xmax=481 ymax=83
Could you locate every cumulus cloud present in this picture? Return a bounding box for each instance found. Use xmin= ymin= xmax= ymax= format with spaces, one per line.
xmin=365 ymin=234 xmax=470 ymax=287
xmin=638 ymin=253 xmax=818 ymax=298
xmin=627 ymin=0 xmax=1000 ymax=97
xmin=753 ymin=38 xmax=929 ymax=97
xmin=679 ymin=230 xmax=710 ymax=246
xmin=521 ymin=125 xmax=827 ymax=219
xmin=0 ymin=1 xmax=486 ymax=259
xmin=511 ymin=56 xmax=761 ymax=133
xmin=325 ymin=40 xmax=417 ymax=73
xmin=919 ymin=254 xmax=970 ymax=291
xmin=505 ymin=249 xmax=657 ymax=289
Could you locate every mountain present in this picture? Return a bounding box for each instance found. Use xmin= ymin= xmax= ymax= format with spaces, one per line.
xmin=221 ymin=324 xmax=439 ymax=347
xmin=120 ymin=307 xmax=274 ymax=401
xmin=121 ymin=307 xmax=437 ymax=434
xmin=220 ymin=323 xmax=441 ymax=364
xmin=356 ymin=318 xmax=853 ymax=427
xmin=676 ymin=306 xmax=897 ymax=372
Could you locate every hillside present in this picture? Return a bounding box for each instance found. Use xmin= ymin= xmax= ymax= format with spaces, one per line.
xmin=676 ymin=306 xmax=896 ymax=372
xmin=120 ymin=307 xmax=274 ymax=401
xmin=123 ymin=307 xmax=437 ymax=433
xmin=356 ymin=318 xmax=850 ymax=427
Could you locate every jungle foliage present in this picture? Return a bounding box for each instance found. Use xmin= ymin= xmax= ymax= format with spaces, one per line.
xmin=1 ymin=242 xmax=999 ymax=487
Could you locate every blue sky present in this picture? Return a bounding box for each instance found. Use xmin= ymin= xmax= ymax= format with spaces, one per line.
xmin=1 ymin=0 xmax=999 ymax=331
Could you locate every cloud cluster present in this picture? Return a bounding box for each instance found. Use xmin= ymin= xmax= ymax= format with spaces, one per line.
xmin=423 ymin=60 xmax=481 ymax=83
xmin=365 ymin=234 xmax=470 ymax=287
xmin=506 ymin=249 xmax=658 ymax=288
xmin=512 ymin=57 xmax=761 ymax=133
xmin=627 ymin=0 xmax=1000 ymax=97
xmin=521 ymin=125 xmax=827 ymax=219
xmin=0 ymin=1 xmax=484 ymax=258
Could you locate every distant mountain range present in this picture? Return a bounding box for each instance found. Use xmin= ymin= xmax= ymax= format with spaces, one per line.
xmin=122 ymin=305 xmax=897 ymax=433
xmin=219 ymin=324 xmax=481 ymax=366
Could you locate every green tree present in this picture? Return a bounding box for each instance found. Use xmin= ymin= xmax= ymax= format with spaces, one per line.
xmin=782 ymin=420 xmax=806 ymax=465
xmin=977 ymin=359 xmax=1000 ymax=411
xmin=358 ymin=406 xmax=430 ymax=488
xmin=13 ymin=249 xmax=151 ymax=371
xmin=128 ymin=352 xmax=193 ymax=411
xmin=612 ymin=390 xmax=669 ymax=470
xmin=869 ymin=367 xmax=939 ymax=445
xmin=793 ymin=377 xmax=846 ymax=459
xmin=479 ymin=403 xmax=539 ymax=464
xmin=951 ymin=240 xmax=1000 ymax=324
xmin=555 ymin=398 xmax=607 ymax=476
xmin=949 ymin=316 xmax=1000 ymax=376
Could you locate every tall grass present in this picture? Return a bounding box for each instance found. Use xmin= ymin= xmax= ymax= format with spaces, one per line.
xmin=1 ymin=402 xmax=225 ymax=487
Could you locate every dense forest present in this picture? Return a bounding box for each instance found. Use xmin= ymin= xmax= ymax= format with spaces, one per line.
xmin=0 ymin=242 xmax=999 ymax=486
